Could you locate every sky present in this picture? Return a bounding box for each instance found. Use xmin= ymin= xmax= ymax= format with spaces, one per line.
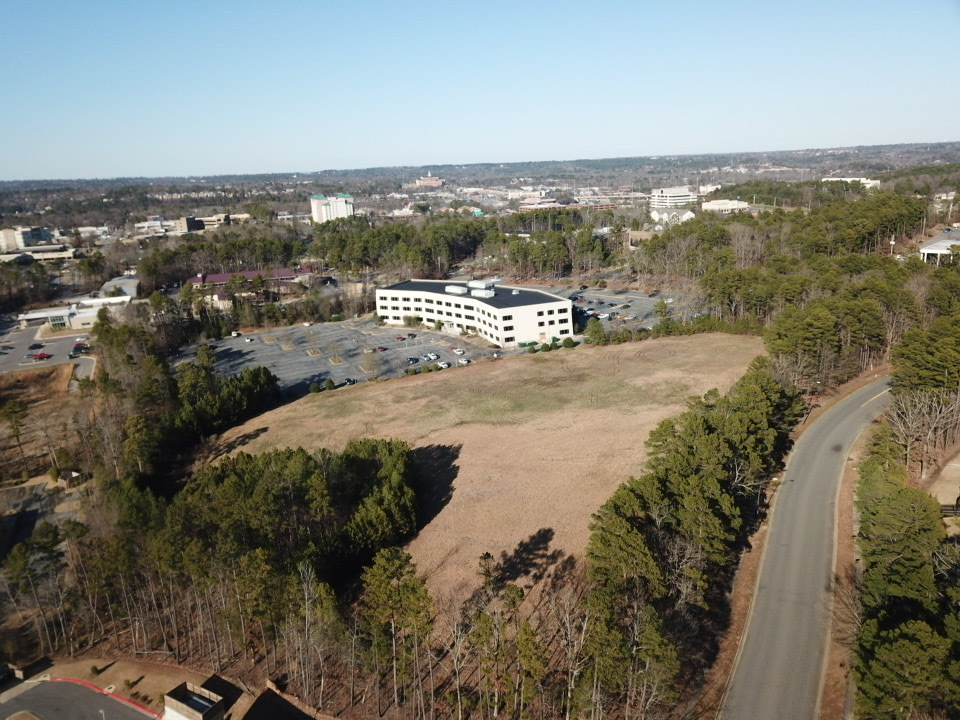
xmin=1 ymin=0 xmax=959 ymax=181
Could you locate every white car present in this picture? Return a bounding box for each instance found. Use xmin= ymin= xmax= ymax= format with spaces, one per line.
xmin=623 ymin=315 xmax=637 ymax=320
xmin=598 ymin=313 xmax=610 ymax=319
xmin=437 ymin=361 xmax=450 ymax=369
xmin=457 ymin=358 xmax=470 ymax=366
xmin=452 ymin=348 xmax=465 ymax=355
xmin=427 ymin=352 xmax=439 ymax=361
xmin=244 ymin=337 xmax=254 ymax=343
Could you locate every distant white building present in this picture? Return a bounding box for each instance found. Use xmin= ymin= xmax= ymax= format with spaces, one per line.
xmin=701 ymin=199 xmax=750 ymax=214
xmin=649 ymin=186 xmax=699 ymax=208
xmin=311 ymin=194 xmax=354 ymax=223
xmin=821 ymin=177 xmax=881 ymax=189
xmin=376 ymin=279 xmax=572 ymax=348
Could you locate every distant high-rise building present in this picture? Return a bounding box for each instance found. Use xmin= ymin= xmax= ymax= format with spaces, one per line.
xmin=311 ymin=194 xmax=354 ymax=223
xmin=0 ymin=226 xmax=54 ymax=251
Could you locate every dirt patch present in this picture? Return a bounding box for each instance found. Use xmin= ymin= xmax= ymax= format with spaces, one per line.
xmin=0 ymin=364 xmax=81 ymax=481
xmin=208 ymin=333 xmax=764 ymax=594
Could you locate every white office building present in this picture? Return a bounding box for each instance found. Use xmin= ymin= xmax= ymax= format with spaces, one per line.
xmin=701 ymin=199 xmax=750 ymax=214
xmin=649 ymin=186 xmax=700 ymax=208
xmin=311 ymin=194 xmax=354 ymax=223
xmin=376 ymin=280 xmax=573 ymax=348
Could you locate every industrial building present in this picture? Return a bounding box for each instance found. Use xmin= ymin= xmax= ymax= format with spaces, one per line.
xmin=376 ymin=280 xmax=573 ymax=347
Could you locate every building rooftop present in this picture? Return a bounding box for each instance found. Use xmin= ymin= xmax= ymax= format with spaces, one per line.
xmin=384 ymin=280 xmax=568 ymax=310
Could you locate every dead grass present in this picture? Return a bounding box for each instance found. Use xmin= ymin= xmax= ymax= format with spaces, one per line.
xmin=208 ymin=333 xmax=764 ymax=595
xmin=0 ymin=364 xmax=81 ymax=481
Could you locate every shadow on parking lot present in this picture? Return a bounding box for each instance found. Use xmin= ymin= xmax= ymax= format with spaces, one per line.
xmin=410 ymin=443 xmax=460 ymax=530
xmin=284 ymin=372 xmax=330 ymax=398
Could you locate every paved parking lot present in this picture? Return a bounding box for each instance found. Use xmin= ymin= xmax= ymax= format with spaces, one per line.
xmin=175 ymin=319 xmax=510 ymax=395
xmin=567 ymin=289 xmax=665 ymax=330
xmin=0 ymin=320 xmax=93 ymax=378
xmin=0 ymin=679 xmax=152 ymax=720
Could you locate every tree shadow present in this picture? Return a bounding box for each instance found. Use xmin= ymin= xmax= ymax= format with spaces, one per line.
xmin=465 ymin=528 xmax=567 ymax=614
xmin=213 ymin=426 xmax=270 ymax=456
xmin=496 ymin=527 xmax=564 ymax=587
xmin=410 ymin=444 xmax=461 ymax=529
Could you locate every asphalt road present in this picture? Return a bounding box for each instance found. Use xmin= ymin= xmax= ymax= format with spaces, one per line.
xmin=0 ymin=679 xmax=153 ymax=719
xmin=719 ymin=376 xmax=891 ymax=720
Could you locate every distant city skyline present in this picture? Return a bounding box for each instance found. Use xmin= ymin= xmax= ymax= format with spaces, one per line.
xmin=2 ymin=0 xmax=958 ymax=181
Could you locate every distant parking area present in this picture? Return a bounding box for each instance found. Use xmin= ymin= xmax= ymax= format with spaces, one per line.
xmin=174 ymin=319 xmax=510 ymax=395
xmin=566 ymin=289 xmax=666 ymax=331
xmin=0 ymin=321 xmax=92 ymax=377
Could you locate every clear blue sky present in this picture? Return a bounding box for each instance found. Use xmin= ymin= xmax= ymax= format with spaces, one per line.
xmin=2 ymin=0 xmax=958 ymax=180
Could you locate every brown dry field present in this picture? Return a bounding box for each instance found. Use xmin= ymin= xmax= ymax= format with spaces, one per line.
xmin=208 ymin=333 xmax=764 ymax=595
xmin=0 ymin=364 xmax=80 ymax=480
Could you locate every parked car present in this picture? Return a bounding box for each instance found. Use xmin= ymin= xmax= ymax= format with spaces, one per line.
xmin=598 ymin=313 xmax=610 ymax=319
xmin=437 ymin=361 xmax=450 ymax=369
xmin=420 ymin=354 xmax=432 ymax=362
xmin=231 ymin=331 xmax=240 ymax=337
xmin=457 ymin=358 xmax=470 ymax=366
xmin=427 ymin=352 xmax=439 ymax=361
xmin=396 ymin=336 xmax=407 ymax=341
xmin=28 ymin=343 xmax=43 ymax=350
xmin=407 ymin=357 xmax=419 ymax=365
xmin=376 ymin=346 xmax=388 ymax=352
xmin=33 ymin=352 xmax=52 ymax=361
xmin=23 ymin=354 xmax=34 ymax=359
xmin=244 ymin=337 xmax=254 ymax=343
xmin=452 ymin=348 xmax=465 ymax=355
xmin=343 ymin=378 xmax=358 ymax=386
xmin=407 ymin=333 xmax=416 ymax=338
xmin=624 ymin=315 xmax=636 ymax=320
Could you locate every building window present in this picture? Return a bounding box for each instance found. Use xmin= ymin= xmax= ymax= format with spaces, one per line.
xmin=465 ymin=314 xmax=474 ymax=321
xmin=548 ymin=309 xmax=555 ymax=315
xmin=503 ymin=314 xmax=513 ymax=320
xmin=503 ymin=325 xmax=513 ymax=331
xmin=402 ymin=306 xmax=411 ymax=312
xmin=558 ymin=307 xmax=568 ymax=314
xmin=548 ymin=320 xmax=555 ymax=325
xmin=425 ymin=298 xmax=434 ymax=304
xmin=538 ymin=321 xmax=545 ymax=327
xmin=455 ymin=313 xmax=462 ymax=318
xmin=559 ymin=329 xmax=569 ymax=335
xmin=504 ymin=336 xmax=515 ymax=343
xmin=559 ymin=318 xmax=569 ymax=324
xmin=454 ymin=303 xmax=462 ymax=309
xmin=537 ymin=311 xmax=544 ymax=316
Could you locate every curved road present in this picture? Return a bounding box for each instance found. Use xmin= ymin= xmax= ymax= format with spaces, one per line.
xmin=719 ymin=376 xmax=890 ymax=720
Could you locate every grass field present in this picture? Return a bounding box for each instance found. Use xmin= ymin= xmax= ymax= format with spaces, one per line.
xmin=207 ymin=333 xmax=765 ymax=595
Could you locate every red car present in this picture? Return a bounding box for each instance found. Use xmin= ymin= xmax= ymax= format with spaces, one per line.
xmin=376 ymin=346 xmax=388 ymax=352
xmin=33 ymin=352 xmax=52 ymax=361
xmin=396 ymin=336 xmax=406 ymax=341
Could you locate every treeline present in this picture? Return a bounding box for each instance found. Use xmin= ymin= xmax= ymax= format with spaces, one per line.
xmin=311 ymin=212 xmax=618 ymax=278
xmin=852 ymin=427 xmax=960 ymax=719
xmin=1 ymin=441 xmax=419 ymax=670
xmin=136 ymin=225 xmax=307 ymax=293
xmin=632 ymin=192 xmax=925 ymax=280
xmin=584 ymin=358 xmax=803 ymax=714
xmin=73 ymin=311 xmax=281 ymax=486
